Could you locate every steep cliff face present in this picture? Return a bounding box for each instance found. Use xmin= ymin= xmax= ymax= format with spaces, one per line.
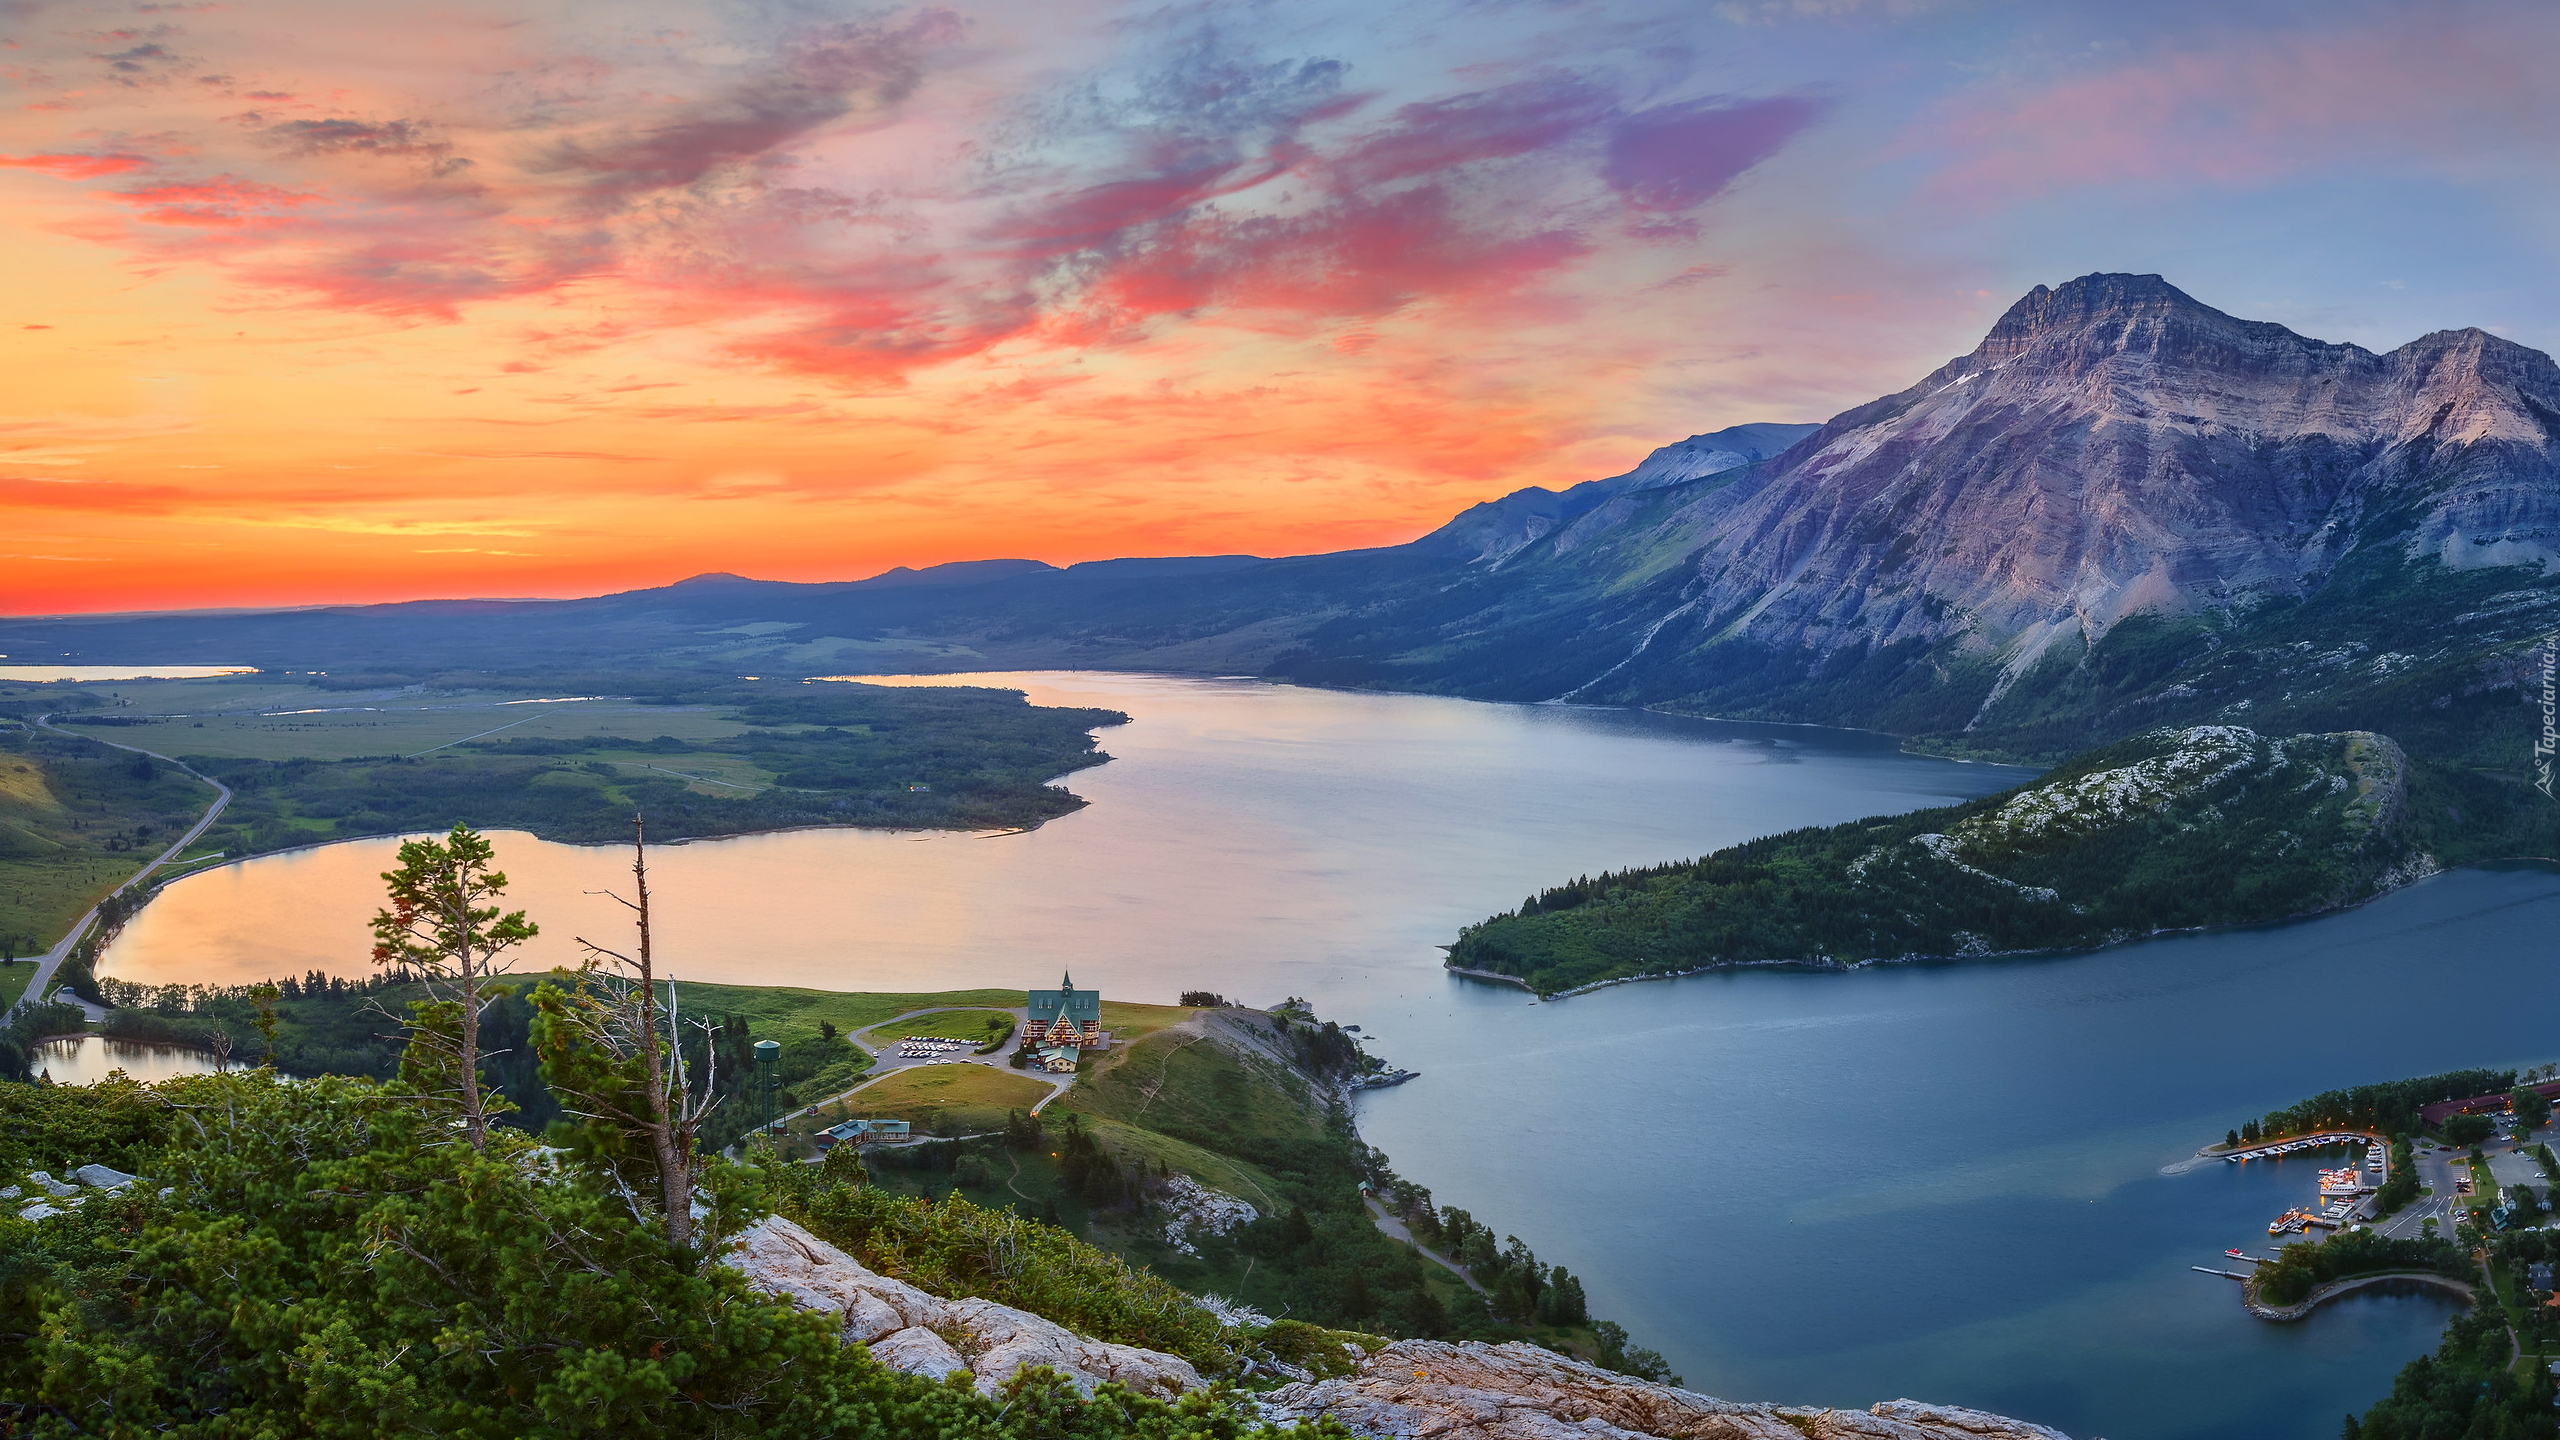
xmin=1529 ymin=276 xmax=2560 ymax=719
xmin=1464 ymin=271 xmax=2560 ymax=763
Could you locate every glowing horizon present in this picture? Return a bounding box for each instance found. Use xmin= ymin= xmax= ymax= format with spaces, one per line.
xmin=5 ymin=0 xmax=2556 ymax=615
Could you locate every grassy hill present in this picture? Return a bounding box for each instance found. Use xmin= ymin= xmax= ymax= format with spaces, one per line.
xmin=0 ymin=720 xmax=224 ymax=961
xmin=34 ymin=973 xmax=1670 ymax=1381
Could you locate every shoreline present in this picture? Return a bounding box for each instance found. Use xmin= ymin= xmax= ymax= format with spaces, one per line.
xmin=2242 ymin=1269 xmax=2475 ymax=1322
xmin=1440 ymin=857 xmax=2560 ymax=1002
xmin=86 ymin=811 xmax=1072 ymax=896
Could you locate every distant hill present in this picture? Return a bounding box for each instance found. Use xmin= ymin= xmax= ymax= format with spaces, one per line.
xmin=9 ymin=274 xmax=2556 ymax=784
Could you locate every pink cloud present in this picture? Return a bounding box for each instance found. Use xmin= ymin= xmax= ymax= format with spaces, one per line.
xmin=0 ymin=150 xmax=152 ymax=177
xmin=0 ymin=5 xmax=1833 ymax=398
xmin=1067 ymin=184 xmax=1591 ymax=336
xmin=1921 ymin=11 xmax=2560 ymax=198
xmin=112 ymin=173 xmax=315 ymax=226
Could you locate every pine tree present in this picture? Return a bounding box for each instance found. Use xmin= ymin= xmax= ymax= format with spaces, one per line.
xmin=369 ymin=823 xmax=537 ymax=1151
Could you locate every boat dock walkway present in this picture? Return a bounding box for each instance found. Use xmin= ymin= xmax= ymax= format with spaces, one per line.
xmin=2219 ymin=1131 xmax=2375 ymax=1162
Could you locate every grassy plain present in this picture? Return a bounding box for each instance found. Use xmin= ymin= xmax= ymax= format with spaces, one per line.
xmin=3 ymin=675 xmax=1127 ymax=897
xmin=47 ymin=693 xmax=766 ymax=765
xmin=673 ymin=985 xmax=1025 ymax=1040
xmin=870 ymin=1008 xmax=1017 ymax=1042
xmin=840 ymin=1065 xmax=1054 ymax=1131
xmin=1095 ymin=1000 xmax=1198 ymax=1044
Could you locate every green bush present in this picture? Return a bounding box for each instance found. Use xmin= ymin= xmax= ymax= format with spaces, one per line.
xmin=2442 ymin=1113 xmax=2495 ymax=1148
xmin=2252 ymin=1229 xmax=2467 ymax=1307
xmin=2 ymin=1068 xmax=1330 ymax=1438
xmin=2347 ymin=1306 xmax=2559 ymax=1439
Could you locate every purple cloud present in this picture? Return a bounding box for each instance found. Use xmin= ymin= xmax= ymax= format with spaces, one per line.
xmin=1329 ymin=75 xmax=1613 ymax=189
xmin=536 ymin=11 xmax=961 ymax=207
xmin=1603 ymin=95 xmax=1825 ymax=212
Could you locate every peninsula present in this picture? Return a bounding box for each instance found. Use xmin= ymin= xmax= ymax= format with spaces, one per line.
xmin=1446 ymin=724 xmax=2446 ymax=996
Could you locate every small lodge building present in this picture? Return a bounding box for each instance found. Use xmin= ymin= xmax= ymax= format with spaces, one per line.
xmin=816 ymin=1118 xmax=912 ymax=1149
xmin=1026 ymin=970 xmax=1109 ymax=1073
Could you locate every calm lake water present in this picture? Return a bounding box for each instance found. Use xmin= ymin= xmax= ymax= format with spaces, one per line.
xmin=97 ymin=671 xmax=2550 ymax=1439
xmin=0 ymin=665 xmax=257 ymax=681
xmin=34 ymin=1035 xmax=226 ymax=1085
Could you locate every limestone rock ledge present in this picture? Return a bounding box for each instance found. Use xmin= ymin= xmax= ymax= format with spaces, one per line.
xmin=1261 ymin=1340 xmax=2077 ymax=1440
xmin=725 ymin=1215 xmax=1204 ymax=1398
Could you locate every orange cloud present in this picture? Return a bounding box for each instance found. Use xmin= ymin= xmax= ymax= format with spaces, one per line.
xmin=0 ymin=151 xmax=153 ymax=177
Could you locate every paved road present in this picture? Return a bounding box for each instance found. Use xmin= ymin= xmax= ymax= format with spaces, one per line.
xmin=771 ymin=1005 xmax=1072 ymax=1130
xmin=4 ymin=715 xmax=235 ymax=1023
xmin=1364 ymin=1195 xmax=1484 ymax=1293
xmin=2376 ymin=1142 xmax=2490 ymax=1240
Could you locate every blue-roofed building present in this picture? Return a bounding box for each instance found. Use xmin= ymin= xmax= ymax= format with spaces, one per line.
xmin=817 ymin=1118 xmax=913 ymax=1149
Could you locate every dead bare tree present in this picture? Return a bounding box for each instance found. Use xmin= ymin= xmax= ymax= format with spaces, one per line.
xmin=550 ymin=814 xmax=719 ymax=1247
xmin=370 ymin=823 xmax=538 ymax=1151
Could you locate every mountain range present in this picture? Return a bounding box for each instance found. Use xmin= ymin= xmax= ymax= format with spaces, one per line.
xmin=10 ymin=274 xmax=2558 ymax=780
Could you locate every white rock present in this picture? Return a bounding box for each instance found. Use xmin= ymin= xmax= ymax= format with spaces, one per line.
xmin=26 ymin=1171 xmax=76 ymax=1199
xmin=1151 ymin=1174 xmax=1258 ymax=1257
xmin=870 ymin=1325 xmax=971 ymax=1380
xmin=1263 ymin=1339 xmax=2077 ymax=1440
xmin=841 ymin=1290 xmax=908 ymax=1344
xmin=18 ymin=1202 xmax=64 ymax=1222
xmin=1869 ymin=1401 xmax=2074 ymax=1440
xmin=73 ymin=1163 xmax=138 ymax=1191
xmin=724 ymin=1214 xmax=1204 ymax=1398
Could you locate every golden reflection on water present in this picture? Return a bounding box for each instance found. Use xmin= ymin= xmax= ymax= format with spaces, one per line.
xmin=99 ymin=672 xmax=2019 ymax=1004
xmin=35 ymin=1035 xmax=226 ymax=1085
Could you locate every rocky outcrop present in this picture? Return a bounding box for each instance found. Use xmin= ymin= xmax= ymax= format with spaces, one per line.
xmin=723 ymin=1214 xmax=1205 ymax=1397
xmin=8 ymin=1163 xmax=143 ymax=1221
xmin=1262 ymin=1340 xmax=2076 ymax=1440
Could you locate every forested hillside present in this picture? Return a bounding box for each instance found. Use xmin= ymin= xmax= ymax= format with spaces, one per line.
xmin=1447 ymin=725 xmax=2485 ymax=994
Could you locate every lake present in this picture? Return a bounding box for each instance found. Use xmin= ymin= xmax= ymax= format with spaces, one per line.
xmin=34 ymin=1034 xmax=227 ymax=1085
xmin=97 ymin=671 xmax=2547 ymax=1439
xmin=0 ymin=665 xmax=257 ymax=681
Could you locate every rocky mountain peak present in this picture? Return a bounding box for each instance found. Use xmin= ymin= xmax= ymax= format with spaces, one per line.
xmin=1496 ymin=275 xmax=2560 ymax=727
xmin=1983 ymin=271 xmax=2206 ymax=344
xmin=1966 ymin=271 xmax=2341 ymax=381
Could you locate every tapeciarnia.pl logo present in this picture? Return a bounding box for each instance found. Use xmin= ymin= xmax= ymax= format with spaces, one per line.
xmin=2538 ymin=633 xmax=2557 ymax=800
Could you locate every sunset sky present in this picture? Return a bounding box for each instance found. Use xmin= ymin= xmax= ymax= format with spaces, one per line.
xmin=4 ymin=0 xmax=2557 ymax=614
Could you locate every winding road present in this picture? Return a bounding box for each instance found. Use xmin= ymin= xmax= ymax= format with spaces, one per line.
xmin=4 ymin=715 xmax=236 ymax=1023
xmin=769 ymin=1005 xmax=1075 ymax=1132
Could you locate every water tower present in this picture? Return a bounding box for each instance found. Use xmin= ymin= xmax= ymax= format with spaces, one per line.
xmin=752 ymin=1039 xmax=781 ymax=1134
